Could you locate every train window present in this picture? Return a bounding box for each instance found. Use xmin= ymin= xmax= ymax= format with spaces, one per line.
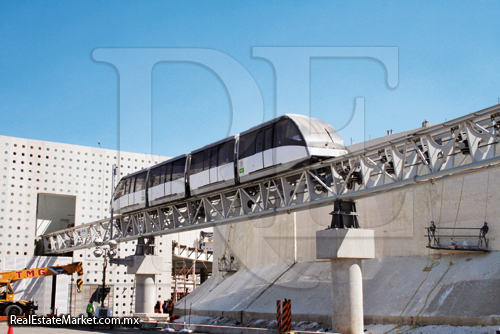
xmin=203 ymin=149 xmax=211 ymax=171
xmin=129 ymin=175 xmax=136 ymax=194
xmin=190 ymin=152 xmax=204 ymax=174
xmin=165 ymin=163 xmax=172 ymax=182
xmin=114 ymin=180 xmax=125 ymax=200
xmin=218 ymin=140 xmax=235 ymax=166
xmin=210 ymin=147 xmax=218 ymax=169
xmin=172 ymin=158 xmax=186 ymax=181
xmin=264 ymin=128 xmax=273 ymax=151
xmin=149 ymin=168 xmax=162 ymax=187
xmin=124 ymin=177 xmax=131 ymax=195
xmin=239 ymin=131 xmax=258 ymax=159
xmin=135 ymin=172 xmax=147 ymax=191
xmin=273 ymin=119 xmax=305 ymax=147
xmin=256 ymin=130 xmax=265 ymax=154
xmin=160 ymin=165 xmax=167 ymax=184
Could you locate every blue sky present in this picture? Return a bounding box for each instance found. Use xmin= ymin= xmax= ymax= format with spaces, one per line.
xmin=1 ymin=1 xmax=499 ymax=157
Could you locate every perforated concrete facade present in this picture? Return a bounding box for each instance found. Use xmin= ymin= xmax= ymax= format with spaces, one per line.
xmin=0 ymin=135 xmax=173 ymax=316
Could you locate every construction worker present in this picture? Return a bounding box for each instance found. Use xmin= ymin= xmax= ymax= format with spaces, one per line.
xmin=481 ymin=222 xmax=489 ymax=238
xmin=162 ymin=300 xmax=169 ymax=314
xmin=429 ymin=221 xmax=437 ymax=245
xmin=166 ymin=298 xmax=174 ymax=316
xmin=87 ymin=301 xmax=94 ymax=318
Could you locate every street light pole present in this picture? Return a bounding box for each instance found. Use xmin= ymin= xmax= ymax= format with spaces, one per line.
xmin=93 ymin=239 xmax=117 ymax=316
xmin=110 ymin=165 xmax=116 ymax=242
xmin=101 ymin=251 xmax=108 ymax=309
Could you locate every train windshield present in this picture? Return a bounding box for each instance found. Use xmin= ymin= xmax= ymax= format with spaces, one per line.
xmin=114 ymin=178 xmax=127 ymax=201
xmin=239 ymin=118 xmax=305 ymax=159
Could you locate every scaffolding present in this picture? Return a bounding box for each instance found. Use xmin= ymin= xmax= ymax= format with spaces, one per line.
xmin=426 ymin=227 xmax=490 ymax=252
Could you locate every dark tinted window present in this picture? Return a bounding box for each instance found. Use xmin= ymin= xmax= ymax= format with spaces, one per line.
xmin=218 ymin=140 xmax=235 ymax=166
xmin=114 ymin=179 xmax=126 ymax=200
xmin=203 ymin=149 xmax=211 ymax=171
xmin=135 ymin=172 xmax=147 ymax=191
xmin=149 ymin=167 xmax=162 ymax=188
xmin=172 ymin=158 xmax=186 ymax=181
xmin=239 ymin=131 xmax=258 ymax=159
xmin=273 ymin=119 xmax=305 ymax=147
xmin=160 ymin=165 xmax=167 ymax=184
xmin=264 ymin=127 xmax=273 ymax=151
xmin=165 ymin=163 xmax=172 ymax=182
xmin=256 ymin=130 xmax=265 ymax=154
xmin=190 ymin=152 xmax=204 ymax=174
xmin=128 ymin=176 xmax=135 ymax=194
xmin=124 ymin=177 xmax=131 ymax=195
xmin=210 ymin=146 xmax=218 ymax=168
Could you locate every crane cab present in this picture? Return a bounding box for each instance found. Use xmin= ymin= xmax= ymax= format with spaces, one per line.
xmin=0 ymin=282 xmax=14 ymax=302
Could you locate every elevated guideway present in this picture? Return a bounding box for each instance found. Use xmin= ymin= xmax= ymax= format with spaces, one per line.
xmin=41 ymin=105 xmax=500 ymax=254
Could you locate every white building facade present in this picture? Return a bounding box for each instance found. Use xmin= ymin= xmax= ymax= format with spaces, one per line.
xmin=0 ymin=135 xmax=175 ymax=316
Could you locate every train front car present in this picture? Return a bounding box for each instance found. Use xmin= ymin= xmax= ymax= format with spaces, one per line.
xmin=237 ymin=114 xmax=347 ymax=183
xmin=189 ymin=136 xmax=237 ymax=196
xmin=147 ymin=155 xmax=188 ymax=207
xmin=112 ymin=169 xmax=148 ymax=215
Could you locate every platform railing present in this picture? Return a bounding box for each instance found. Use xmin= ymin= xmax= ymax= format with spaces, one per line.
xmin=425 ymin=227 xmax=490 ymax=251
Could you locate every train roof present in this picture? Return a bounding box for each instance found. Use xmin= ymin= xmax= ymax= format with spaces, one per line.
xmin=120 ymin=167 xmax=149 ymax=179
xmin=240 ymin=114 xmax=345 ymax=149
xmin=148 ymin=153 xmax=188 ymax=170
xmin=191 ymin=135 xmax=237 ymax=154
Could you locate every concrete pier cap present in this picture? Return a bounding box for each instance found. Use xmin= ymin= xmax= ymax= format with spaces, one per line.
xmin=316 ymin=228 xmax=375 ymax=259
xmin=316 ymin=228 xmax=375 ymax=334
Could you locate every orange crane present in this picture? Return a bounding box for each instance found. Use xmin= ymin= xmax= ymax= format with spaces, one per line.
xmin=0 ymin=262 xmax=83 ymax=316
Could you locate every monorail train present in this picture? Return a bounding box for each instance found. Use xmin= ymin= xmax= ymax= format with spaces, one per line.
xmin=112 ymin=114 xmax=347 ymax=215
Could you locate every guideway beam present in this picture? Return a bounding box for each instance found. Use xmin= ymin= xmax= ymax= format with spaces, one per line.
xmin=41 ymin=105 xmax=500 ymax=254
xmin=317 ymin=228 xmax=375 ymax=334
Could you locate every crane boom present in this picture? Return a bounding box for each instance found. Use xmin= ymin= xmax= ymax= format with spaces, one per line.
xmin=0 ymin=262 xmax=83 ymax=317
xmin=0 ymin=262 xmax=83 ymax=283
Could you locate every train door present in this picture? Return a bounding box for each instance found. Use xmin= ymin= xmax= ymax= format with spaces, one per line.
xmin=148 ymin=167 xmax=164 ymax=203
xmin=217 ymin=140 xmax=235 ymax=184
xmin=190 ymin=152 xmax=208 ymax=190
xmin=171 ymin=158 xmax=186 ymax=195
xmin=263 ymin=126 xmax=274 ymax=168
xmin=238 ymin=130 xmax=264 ymax=177
xmin=128 ymin=176 xmax=136 ymax=206
xmin=134 ymin=172 xmax=147 ymax=205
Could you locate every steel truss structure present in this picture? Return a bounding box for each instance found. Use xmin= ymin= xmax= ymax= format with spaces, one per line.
xmin=42 ymin=105 xmax=500 ymax=254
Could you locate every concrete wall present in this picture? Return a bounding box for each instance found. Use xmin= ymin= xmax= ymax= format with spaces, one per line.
xmin=36 ymin=193 xmax=76 ymax=235
xmin=177 ymin=166 xmax=500 ymax=325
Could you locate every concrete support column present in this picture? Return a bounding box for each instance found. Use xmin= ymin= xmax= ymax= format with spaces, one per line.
xmin=134 ymin=274 xmax=156 ymax=314
xmin=330 ymin=259 xmax=363 ymax=334
xmin=316 ymin=228 xmax=375 ymax=334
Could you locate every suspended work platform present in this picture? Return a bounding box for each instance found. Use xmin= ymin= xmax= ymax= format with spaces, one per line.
xmin=426 ymin=227 xmax=490 ymax=252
